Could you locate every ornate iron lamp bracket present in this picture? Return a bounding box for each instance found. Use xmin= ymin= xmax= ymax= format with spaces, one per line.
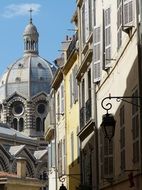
xmin=101 ymin=95 xmax=141 ymax=113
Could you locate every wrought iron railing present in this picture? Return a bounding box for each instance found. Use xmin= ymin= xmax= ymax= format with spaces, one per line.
xmin=86 ymin=99 xmax=92 ymax=123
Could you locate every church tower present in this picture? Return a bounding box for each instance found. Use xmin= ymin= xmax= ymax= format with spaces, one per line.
xmin=0 ymin=14 xmax=56 ymax=139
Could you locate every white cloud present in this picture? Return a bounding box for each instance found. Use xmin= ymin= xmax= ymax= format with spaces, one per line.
xmin=3 ymin=3 xmax=41 ymax=18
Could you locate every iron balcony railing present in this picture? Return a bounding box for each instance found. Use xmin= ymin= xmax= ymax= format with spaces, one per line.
xmin=80 ymin=99 xmax=92 ymax=129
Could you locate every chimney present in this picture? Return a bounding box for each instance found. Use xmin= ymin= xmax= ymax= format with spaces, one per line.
xmin=17 ymin=157 xmax=26 ymax=178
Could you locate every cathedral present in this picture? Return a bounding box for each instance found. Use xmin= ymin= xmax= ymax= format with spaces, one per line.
xmin=0 ymin=15 xmax=56 ymax=187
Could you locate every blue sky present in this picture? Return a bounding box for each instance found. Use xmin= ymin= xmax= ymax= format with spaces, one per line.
xmin=0 ymin=0 xmax=76 ymax=75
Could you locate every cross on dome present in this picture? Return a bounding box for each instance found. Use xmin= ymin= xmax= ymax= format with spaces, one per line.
xmin=29 ymin=8 xmax=33 ymax=23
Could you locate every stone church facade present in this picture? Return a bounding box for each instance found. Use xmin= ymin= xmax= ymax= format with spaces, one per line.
xmin=0 ymin=16 xmax=56 ymax=188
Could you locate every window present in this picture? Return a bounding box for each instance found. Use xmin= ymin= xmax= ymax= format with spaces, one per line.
xmin=132 ymin=89 xmax=139 ymax=164
xmin=19 ymin=118 xmax=24 ymax=132
xmin=123 ymin=0 xmax=133 ymax=27
xmin=120 ymin=105 xmax=125 ymax=171
xmin=36 ymin=117 xmax=41 ymax=131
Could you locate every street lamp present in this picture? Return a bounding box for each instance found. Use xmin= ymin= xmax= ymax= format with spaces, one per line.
xmin=101 ymin=95 xmax=141 ymax=140
xmin=59 ymin=184 xmax=67 ymax=190
xmin=101 ymin=113 xmax=116 ymax=141
xmin=59 ymin=177 xmax=67 ymax=190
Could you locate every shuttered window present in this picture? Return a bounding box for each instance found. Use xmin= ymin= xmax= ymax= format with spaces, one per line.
xmin=117 ymin=0 xmax=122 ymax=50
xmin=93 ymin=26 xmax=101 ymax=83
xmin=104 ymin=7 xmax=111 ymax=68
xmin=123 ymin=0 xmax=133 ymax=27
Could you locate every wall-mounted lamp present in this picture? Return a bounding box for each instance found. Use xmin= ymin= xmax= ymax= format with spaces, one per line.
xmin=101 ymin=95 xmax=141 ymax=140
xmin=101 ymin=113 xmax=116 ymax=141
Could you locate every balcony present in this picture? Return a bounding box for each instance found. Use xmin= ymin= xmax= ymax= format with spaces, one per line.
xmin=79 ymin=99 xmax=94 ymax=141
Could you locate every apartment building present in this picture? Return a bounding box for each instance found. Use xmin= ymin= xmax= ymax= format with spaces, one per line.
xmin=46 ymin=0 xmax=142 ymax=189
xmin=95 ymin=0 xmax=142 ymax=189
xmin=76 ymin=0 xmax=142 ymax=189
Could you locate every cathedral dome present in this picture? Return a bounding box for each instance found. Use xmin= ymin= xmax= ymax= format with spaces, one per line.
xmin=23 ymin=21 xmax=38 ymax=36
xmin=0 ymin=19 xmax=56 ymax=101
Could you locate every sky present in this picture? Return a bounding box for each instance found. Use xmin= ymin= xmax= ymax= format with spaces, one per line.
xmin=0 ymin=0 xmax=76 ymax=75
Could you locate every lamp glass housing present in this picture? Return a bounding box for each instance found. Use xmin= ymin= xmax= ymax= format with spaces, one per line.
xmin=101 ymin=113 xmax=116 ymax=141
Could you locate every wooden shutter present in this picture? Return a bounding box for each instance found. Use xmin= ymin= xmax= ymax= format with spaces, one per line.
xmin=123 ymin=0 xmax=133 ymax=27
xmin=104 ymin=139 xmax=113 ymax=177
xmin=51 ymin=140 xmax=55 ymax=167
xmin=85 ymin=0 xmax=89 ymax=42
xmin=73 ymin=65 xmax=78 ymax=102
xmin=48 ymin=144 xmax=52 ymax=169
xmin=70 ymin=74 xmax=73 ymax=108
xmin=117 ymin=0 xmax=122 ymax=50
xmin=82 ymin=3 xmax=85 ymax=45
xmin=71 ymin=132 xmax=74 ymax=163
xmin=60 ymin=84 xmax=64 ymax=113
xmin=58 ymin=141 xmax=62 ymax=175
xmin=104 ymin=8 xmax=111 ymax=68
xmin=93 ymin=26 xmax=102 ymax=83
xmin=50 ymin=96 xmax=55 ymax=124
xmin=89 ymin=0 xmax=93 ymax=32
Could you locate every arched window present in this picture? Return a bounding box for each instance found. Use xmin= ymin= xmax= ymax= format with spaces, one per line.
xmin=13 ymin=118 xmax=17 ymax=130
xmin=43 ymin=118 xmax=46 ymax=133
xmin=36 ymin=117 xmax=41 ymax=132
xmin=19 ymin=118 xmax=24 ymax=132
